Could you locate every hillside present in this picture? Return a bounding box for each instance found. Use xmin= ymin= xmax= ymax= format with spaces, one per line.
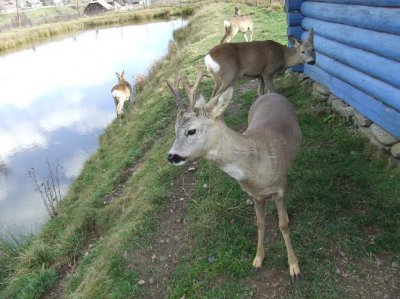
xmin=0 ymin=2 xmax=399 ymax=298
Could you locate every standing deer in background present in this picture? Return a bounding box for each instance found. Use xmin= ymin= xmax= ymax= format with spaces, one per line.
xmin=208 ymin=29 xmax=315 ymax=96
xmin=166 ymin=69 xmax=302 ymax=280
xmin=221 ymin=5 xmax=253 ymax=43
xmin=111 ymin=71 xmax=132 ymax=116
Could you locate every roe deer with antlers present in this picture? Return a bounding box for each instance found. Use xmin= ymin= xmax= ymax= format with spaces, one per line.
xmin=221 ymin=5 xmax=253 ymax=43
xmin=207 ymin=29 xmax=315 ymax=96
xmin=111 ymin=71 xmax=132 ymax=116
xmin=166 ymin=69 xmax=302 ymax=280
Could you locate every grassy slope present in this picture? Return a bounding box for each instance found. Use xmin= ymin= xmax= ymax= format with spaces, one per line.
xmin=0 ymin=2 xmax=399 ymax=298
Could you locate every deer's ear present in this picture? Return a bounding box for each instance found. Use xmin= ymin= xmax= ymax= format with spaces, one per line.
xmin=116 ymin=72 xmax=121 ymax=80
xmin=308 ymin=28 xmax=314 ymax=42
xmin=288 ymin=36 xmax=301 ymax=47
xmin=207 ymin=86 xmax=233 ymax=119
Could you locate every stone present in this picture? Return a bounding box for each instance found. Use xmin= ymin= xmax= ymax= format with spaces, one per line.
xmin=390 ymin=143 xmax=400 ymax=159
xmin=311 ymin=90 xmax=329 ymax=101
xmin=331 ymin=98 xmax=347 ymax=112
xmin=370 ymin=124 xmax=398 ymax=145
xmin=358 ymin=127 xmax=390 ymax=151
xmin=310 ymin=106 xmax=332 ymax=116
xmin=353 ymin=111 xmax=372 ymax=127
xmin=208 ymin=255 xmax=216 ymax=263
xmin=246 ymin=198 xmax=254 ymax=206
xmin=300 ymin=78 xmax=312 ymax=87
xmin=330 ymin=98 xmax=355 ymax=119
xmin=149 ymin=277 xmax=155 ymax=285
xmin=327 ymin=94 xmax=339 ymax=106
xmin=297 ymin=73 xmax=309 ymax=83
xmin=313 ymin=82 xmax=330 ymax=96
xmin=159 ymin=256 xmax=168 ymax=262
xmin=338 ymin=106 xmax=355 ymax=119
xmin=187 ymin=166 xmax=196 ymax=172
xmin=138 ymin=279 xmax=146 ymax=285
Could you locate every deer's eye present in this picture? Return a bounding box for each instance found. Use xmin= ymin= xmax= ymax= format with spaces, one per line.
xmin=301 ymin=51 xmax=305 ymax=54
xmin=187 ymin=129 xmax=197 ymax=136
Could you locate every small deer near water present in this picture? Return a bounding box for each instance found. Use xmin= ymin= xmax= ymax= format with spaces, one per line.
xmin=111 ymin=71 xmax=132 ymax=116
xmin=166 ymin=69 xmax=302 ymax=280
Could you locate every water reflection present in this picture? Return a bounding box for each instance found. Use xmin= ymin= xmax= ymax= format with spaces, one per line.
xmin=0 ymin=19 xmax=186 ymax=236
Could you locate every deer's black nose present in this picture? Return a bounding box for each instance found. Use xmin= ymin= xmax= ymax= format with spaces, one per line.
xmin=167 ymin=153 xmax=186 ymax=164
xmin=308 ymin=60 xmax=315 ymax=65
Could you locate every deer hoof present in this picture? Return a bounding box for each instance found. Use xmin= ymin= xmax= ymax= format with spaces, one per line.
xmin=251 ymin=266 xmax=261 ymax=274
xmin=290 ymin=273 xmax=301 ymax=283
xmin=289 ymin=263 xmax=301 ymax=282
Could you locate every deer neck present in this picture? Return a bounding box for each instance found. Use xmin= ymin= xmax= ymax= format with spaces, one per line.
xmin=205 ymin=120 xmax=253 ymax=181
xmin=284 ymin=46 xmax=302 ymax=68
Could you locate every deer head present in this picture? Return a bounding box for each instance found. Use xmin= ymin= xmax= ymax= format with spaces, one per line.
xmin=234 ymin=5 xmax=242 ymax=16
xmin=288 ymin=28 xmax=315 ymax=65
xmin=116 ymin=70 xmax=126 ymax=83
xmin=166 ymin=69 xmax=233 ymax=165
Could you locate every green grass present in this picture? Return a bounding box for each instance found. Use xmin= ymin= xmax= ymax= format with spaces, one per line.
xmin=0 ymin=2 xmax=399 ymax=298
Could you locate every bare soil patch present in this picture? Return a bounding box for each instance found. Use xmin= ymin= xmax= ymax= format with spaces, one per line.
xmin=335 ymin=251 xmax=400 ymax=298
xmin=132 ymin=163 xmax=198 ymax=298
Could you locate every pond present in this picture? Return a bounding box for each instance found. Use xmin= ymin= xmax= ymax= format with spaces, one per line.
xmin=0 ymin=18 xmax=186 ymax=237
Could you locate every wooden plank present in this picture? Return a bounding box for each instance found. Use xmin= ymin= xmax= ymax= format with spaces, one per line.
xmin=305 ymin=0 xmax=400 ymax=7
xmin=304 ymin=65 xmax=400 ymax=139
xmin=302 ymin=17 xmax=400 ymax=62
xmin=301 ymin=2 xmax=400 ymax=34
xmin=285 ymin=0 xmax=303 ymax=12
xmin=287 ymin=26 xmax=303 ymax=39
xmin=303 ymin=34 xmax=400 ymax=89
xmin=316 ymin=53 xmax=400 ymax=111
xmin=287 ymin=11 xmax=303 ymax=26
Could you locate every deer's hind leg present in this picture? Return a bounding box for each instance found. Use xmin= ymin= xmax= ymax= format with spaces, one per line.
xmin=274 ymin=191 xmax=300 ymax=281
xmin=246 ymin=27 xmax=253 ymax=42
xmin=222 ymin=26 xmax=239 ymax=43
xmin=252 ymin=198 xmax=266 ymax=272
xmin=211 ymin=75 xmax=222 ymax=97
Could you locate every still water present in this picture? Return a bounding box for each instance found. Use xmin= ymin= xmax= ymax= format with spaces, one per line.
xmin=0 ymin=19 xmax=186 ymax=237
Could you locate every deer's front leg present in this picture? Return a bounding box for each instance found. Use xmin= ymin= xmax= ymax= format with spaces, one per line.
xmin=257 ymin=77 xmax=265 ymax=96
xmin=262 ymin=73 xmax=275 ymax=94
xmin=252 ymin=198 xmax=266 ymax=272
xmin=274 ymin=192 xmax=300 ymax=281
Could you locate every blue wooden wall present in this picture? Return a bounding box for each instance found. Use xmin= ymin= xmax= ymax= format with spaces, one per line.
xmin=285 ymin=0 xmax=400 ymax=139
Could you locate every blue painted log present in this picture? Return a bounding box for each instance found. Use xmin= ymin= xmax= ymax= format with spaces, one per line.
xmin=285 ymin=0 xmax=303 ymax=12
xmin=315 ymin=53 xmax=400 ymax=111
xmin=305 ymin=0 xmax=400 ymax=7
xmin=304 ymin=65 xmax=400 ymax=138
xmin=287 ymin=12 xmax=303 ymax=27
xmin=302 ymin=17 xmax=400 ymax=62
xmin=302 ymin=34 xmax=400 ymax=89
xmin=288 ymin=26 xmax=303 ymax=39
xmin=301 ymin=2 xmax=400 ymax=35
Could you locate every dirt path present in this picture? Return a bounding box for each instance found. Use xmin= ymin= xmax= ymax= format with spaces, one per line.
xmin=132 ymin=163 xmax=198 ymax=299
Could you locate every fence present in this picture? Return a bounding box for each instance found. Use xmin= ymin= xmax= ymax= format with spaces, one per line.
xmin=0 ymin=0 xmax=283 ymax=32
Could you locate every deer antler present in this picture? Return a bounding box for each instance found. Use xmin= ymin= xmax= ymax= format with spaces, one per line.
xmin=166 ymin=71 xmax=185 ymax=109
xmin=182 ymin=65 xmax=207 ymax=111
